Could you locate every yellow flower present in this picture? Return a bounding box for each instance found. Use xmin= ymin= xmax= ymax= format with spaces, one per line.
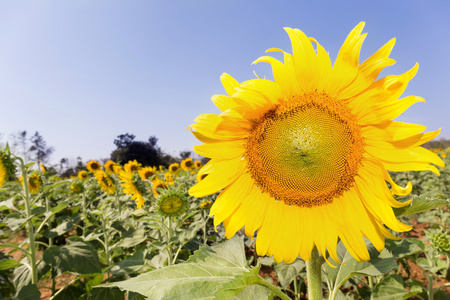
xmin=168 ymin=163 xmax=180 ymax=174
xmin=95 ymin=170 xmax=116 ymax=195
xmin=188 ymin=23 xmax=444 ymax=264
xmin=164 ymin=172 xmax=175 ymax=185
xmin=104 ymin=160 xmax=120 ymax=175
xmin=78 ymin=170 xmax=89 ymax=180
xmin=124 ymin=160 xmax=142 ymax=173
xmin=152 ymin=179 xmax=167 ymax=197
xmin=194 ymin=160 xmax=203 ymax=169
xmin=20 ymin=173 xmax=43 ymax=194
xmin=120 ymin=171 xmax=146 ymax=209
xmin=139 ymin=166 xmax=157 ymax=181
xmin=40 ymin=164 xmax=47 ymax=173
xmin=156 ymin=190 xmax=188 ymax=218
xmin=87 ymin=160 xmax=102 ymax=173
xmin=440 ymin=152 xmax=447 ymax=158
xmin=200 ymin=200 xmax=212 ymax=210
xmin=71 ymin=180 xmax=84 ymax=194
xmin=0 ymin=159 xmax=6 ymax=188
xmin=181 ymin=158 xmax=194 ymax=171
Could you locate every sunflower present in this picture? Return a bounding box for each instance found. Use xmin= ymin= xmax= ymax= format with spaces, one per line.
xmin=139 ymin=166 xmax=157 ymax=181
xmin=168 ymin=163 xmax=180 ymax=174
xmin=95 ymin=170 xmax=116 ymax=195
xmin=120 ymin=171 xmax=147 ymax=209
xmin=71 ymin=180 xmax=84 ymax=194
xmin=78 ymin=170 xmax=89 ymax=180
xmin=188 ymin=22 xmax=444 ymax=264
xmin=104 ymin=160 xmax=120 ymax=175
xmin=124 ymin=160 xmax=142 ymax=173
xmin=20 ymin=173 xmax=43 ymax=194
xmin=40 ymin=164 xmax=47 ymax=173
xmin=152 ymin=179 xmax=167 ymax=197
xmin=194 ymin=160 xmax=203 ymax=169
xmin=87 ymin=160 xmax=102 ymax=173
xmin=181 ymin=158 xmax=194 ymax=171
xmin=156 ymin=190 xmax=189 ymax=218
xmin=200 ymin=200 xmax=212 ymax=210
xmin=0 ymin=159 xmax=7 ymax=188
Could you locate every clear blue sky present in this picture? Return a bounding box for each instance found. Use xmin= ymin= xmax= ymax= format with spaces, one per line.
xmin=1 ymin=1 xmax=449 ymax=165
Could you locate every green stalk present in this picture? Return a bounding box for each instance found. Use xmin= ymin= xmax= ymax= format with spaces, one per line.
xmin=167 ymin=217 xmax=173 ymax=266
xmin=19 ymin=160 xmax=38 ymax=285
xmin=82 ymin=192 xmax=87 ymax=237
xmin=203 ymin=210 xmax=208 ymax=245
xmin=293 ymin=276 xmax=300 ymax=300
xmin=306 ymin=247 xmax=322 ymax=300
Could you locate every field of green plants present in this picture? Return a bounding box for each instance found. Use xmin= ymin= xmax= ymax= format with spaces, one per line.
xmin=0 ymin=146 xmax=449 ymax=300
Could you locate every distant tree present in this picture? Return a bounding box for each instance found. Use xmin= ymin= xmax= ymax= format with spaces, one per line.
xmin=179 ymin=151 xmax=191 ymax=160
xmin=29 ymin=131 xmax=54 ymax=165
xmin=110 ymin=133 xmax=174 ymax=167
xmin=8 ymin=131 xmax=30 ymax=161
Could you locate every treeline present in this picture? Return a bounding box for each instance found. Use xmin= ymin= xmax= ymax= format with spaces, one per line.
xmin=1 ymin=131 xmax=205 ymax=178
xmin=423 ymin=138 xmax=450 ymax=149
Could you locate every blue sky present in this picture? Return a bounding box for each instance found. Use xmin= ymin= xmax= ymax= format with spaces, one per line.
xmin=1 ymin=1 xmax=449 ymax=165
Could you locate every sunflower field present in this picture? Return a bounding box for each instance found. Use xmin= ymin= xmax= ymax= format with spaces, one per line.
xmin=1 ymin=22 xmax=450 ymax=300
xmin=0 ymin=146 xmax=448 ymax=300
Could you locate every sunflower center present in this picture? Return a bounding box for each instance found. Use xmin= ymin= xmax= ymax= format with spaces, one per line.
xmin=245 ymin=92 xmax=364 ymax=208
xmin=160 ymin=195 xmax=183 ymax=214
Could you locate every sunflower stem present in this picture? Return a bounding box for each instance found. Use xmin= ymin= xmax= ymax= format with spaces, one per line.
xmin=306 ymin=247 xmax=322 ymax=300
xmin=167 ymin=217 xmax=173 ymax=266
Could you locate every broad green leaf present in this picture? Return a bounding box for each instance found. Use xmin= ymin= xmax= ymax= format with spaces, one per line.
xmin=323 ymin=241 xmax=397 ymax=297
xmin=405 ymin=279 xmax=426 ymax=299
xmin=16 ymin=283 xmax=41 ymax=300
xmin=51 ymin=201 xmax=69 ymax=214
xmin=31 ymin=206 xmax=46 ymax=216
xmin=53 ymin=286 xmax=85 ymax=300
xmin=0 ymin=258 xmax=22 ymax=270
xmin=42 ymin=180 xmax=70 ymax=191
xmin=99 ymin=237 xmax=275 ymax=300
xmin=43 ymin=238 xmax=102 ymax=274
xmin=5 ymin=213 xmax=27 ymax=231
xmin=394 ymin=195 xmax=449 ymax=216
xmin=13 ymin=258 xmax=50 ymax=292
xmin=43 ymin=215 xmax=81 ymax=238
xmin=385 ymin=238 xmax=425 ymax=258
xmin=273 ymin=258 xmax=305 ymax=288
xmin=0 ymin=198 xmax=18 ymax=212
xmin=87 ymin=287 xmax=125 ymax=300
xmin=114 ymin=235 xmax=146 ymax=248
xmin=371 ymin=274 xmax=409 ymax=300
xmin=110 ymin=249 xmax=145 ymax=276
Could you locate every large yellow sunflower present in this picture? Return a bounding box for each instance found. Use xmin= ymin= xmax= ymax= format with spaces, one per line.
xmin=87 ymin=160 xmax=102 ymax=173
xmin=188 ymin=22 xmax=444 ymax=264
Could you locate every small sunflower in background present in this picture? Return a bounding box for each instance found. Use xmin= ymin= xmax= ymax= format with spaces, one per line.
xmin=200 ymin=200 xmax=212 ymax=210
xmin=70 ymin=180 xmax=85 ymax=194
xmin=94 ymin=170 xmax=116 ymax=195
xmin=168 ymin=163 xmax=180 ymax=174
xmin=120 ymin=171 xmax=147 ymax=209
xmin=189 ymin=22 xmax=444 ymax=264
xmin=0 ymin=149 xmax=16 ymax=187
xmin=104 ymin=160 xmax=120 ymax=175
xmin=124 ymin=160 xmax=142 ymax=173
xmin=152 ymin=179 xmax=167 ymax=197
xmin=156 ymin=190 xmax=189 ymax=218
xmin=0 ymin=159 xmax=7 ymax=188
xmin=40 ymin=164 xmax=47 ymax=173
xmin=164 ymin=172 xmax=175 ymax=185
xmin=20 ymin=173 xmax=43 ymax=194
xmin=78 ymin=170 xmax=90 ymax=180
xmin=194 ymin=160 xmax=203 ymax=169
xmin=139 ymin=166 xmax=157 ymax=181
xmin=181 ymin=158 xmax=194 ymax=171
xmin=87 ymin=160 xmax=102 ymax=173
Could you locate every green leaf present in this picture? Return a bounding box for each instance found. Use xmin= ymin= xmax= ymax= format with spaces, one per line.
xmin=323 ymin=241 xmax=397 ymax=297
xmin=31 ymin=206 xmax=46 ymax=216
xmin=51 ymin=201 xmax=69 ymax=214
xmin=87 ymin=287 xmax=125 ymax=300
xmin=16 ymin=283 xmax=41 ymax=300
xmin=394 ymin=195 xmax=449 ymax=216
xmin=43 ymin=215 xmax=81 ymax=238
xmin=110 ymin=249 xmax=145 ymax=276
xmin=53 ymin=286 xmax=85 ymax=300
xmin=43 ymin=239 xmax=102 ymax=274
xmin=0 ymin=258 xmax=22 ymax=270
xmin=42 ymin=180 xmax=70 ymax=192
xmin=385 ymin=238 xmax=425 ymax=258
xmin=371 ymin=274 xmax=409 ymax=300
xmin=13 ymin=258 xmax=50 ymax=293
xmin=273 ymin=258 xmax=305 ymax=288
xmin=5 ymin=213 xmax=27 ymax=231
xmin=99 ymin=237 xmax=275 ymax=300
